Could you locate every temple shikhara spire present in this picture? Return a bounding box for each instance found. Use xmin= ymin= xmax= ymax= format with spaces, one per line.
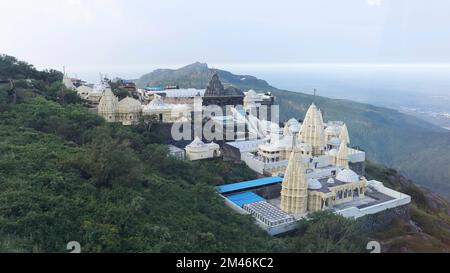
xmin=340 ymin=123 xmax=350 ymax=144
xmin=98 ymin=87 xmax=119 ymax=123
xmin=299 ymin=103 xmax=326 ymax=156
xmin=336 ymin=138 xmax=350 ymax=169
xmin=281 ymin=145 xmax=308 ymax=214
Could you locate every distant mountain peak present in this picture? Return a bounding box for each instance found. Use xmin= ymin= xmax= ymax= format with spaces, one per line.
xmin=181 ymin=62 xmax=209 ymax=70
xmin=136 ymin=63 xmax=272 ymax=90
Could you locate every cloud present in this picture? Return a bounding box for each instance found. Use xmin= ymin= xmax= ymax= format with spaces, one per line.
xmin=2 ymin=0 xmax=450 ymax=75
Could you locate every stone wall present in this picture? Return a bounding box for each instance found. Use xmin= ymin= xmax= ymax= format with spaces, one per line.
xmin=222 ymin=143 xmax=242 ymax=161
xmin=254 ymin=184 xmax=282 ymax=200
xmin=357 ymin=204 xmax=410 ymax=232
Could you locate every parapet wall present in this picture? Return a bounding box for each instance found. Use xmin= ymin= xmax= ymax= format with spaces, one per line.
xmin=358 ymin=204 xmax=410 ymax=232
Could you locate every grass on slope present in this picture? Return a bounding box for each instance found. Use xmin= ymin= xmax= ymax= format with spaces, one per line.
xmin=366 ymin=161 xmax=450 ymax=252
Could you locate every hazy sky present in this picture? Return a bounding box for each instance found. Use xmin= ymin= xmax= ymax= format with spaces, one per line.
xmin=1 ymin=0 xmax=450 ymax=74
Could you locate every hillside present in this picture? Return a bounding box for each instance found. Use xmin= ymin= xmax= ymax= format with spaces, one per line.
xmin=0 ymin=56 xmax=273 ymax=252
xmin=2 ymin=55 xmax=450 ymax=253
xmin=136 ymin=63 xmax=450 ymax=198
xmin=366 ymin=162 xmax=450 ymax=252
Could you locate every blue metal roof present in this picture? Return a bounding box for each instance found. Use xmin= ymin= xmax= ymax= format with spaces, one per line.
xmin=217 ymin=176 xmax=283 ymax=194
xmin=227 ymin=192 xmax=265 ymax=208
xmin=144 ymin=86 xmax=164 ymax=91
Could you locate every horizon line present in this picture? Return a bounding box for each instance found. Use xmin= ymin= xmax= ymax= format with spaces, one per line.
xmin=42 ymin=62 xmax=450 ymax=72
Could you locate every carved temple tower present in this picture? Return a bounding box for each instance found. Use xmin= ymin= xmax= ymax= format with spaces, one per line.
xmin=280 ymin=145 xmax=308 ymax=214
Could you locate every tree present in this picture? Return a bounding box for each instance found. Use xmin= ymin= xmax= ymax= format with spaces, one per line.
xmin=290 ymin=211 xmax=367 ymax=253
xmin=75 ymin=126 xmax=144 ymax=188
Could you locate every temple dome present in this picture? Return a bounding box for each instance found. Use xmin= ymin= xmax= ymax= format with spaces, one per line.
xmin=187 ymin=137 xmax=207 ymax=148
xmin=287 ymin=118 xmax=300 ymax=126
xmin=117 ymin=97 xmax=142 ymax=113
xmin=308 ymin=178 xmax=323 ymax=190
xmin=287 ymin=119 xmax=300 ymax=133
xmin=336 ymin=169 xmax=359 ymax=183
xmin=328 ymin=137 xmax=341 ymax=146
xmin=327 ymin=178 xmax=335 ymax=184
xmin=144 ymin=96 xmax=170 ymax=111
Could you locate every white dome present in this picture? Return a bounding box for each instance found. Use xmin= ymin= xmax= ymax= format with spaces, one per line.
xmin=336 ymin=169 xmax=359 ymax=183
xmin=187 ymin=137 xmax=206 ymax=148
xmin=328 ymin=137 xmax=341 ymax=146
xmin=327 ymin=178 xmax=335 ymax=184
xmin=308 ymin=178 xmax=323 ymax=190
xmin=328 ymin=149 xmax=338 ymax=156
xmin=117 ymin=97 xmax=142 ymax=113
xmin=287 ymin=119 xmax=300 ymax=134
xmin=145 ymin=96 xmax=170 ymax=110
xmin=287 ymin=118 xmax=300 ymax=126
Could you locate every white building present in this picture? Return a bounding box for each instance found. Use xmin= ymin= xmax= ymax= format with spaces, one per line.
xmin=142 ymin=95 xmax=192 ymax=123
xmin=168 ymin=145 xmax=186 ymax=160
xmin=185 ymin=137 xmax=221 ymax=161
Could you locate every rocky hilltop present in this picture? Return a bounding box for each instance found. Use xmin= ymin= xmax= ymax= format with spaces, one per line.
xmin=136 ymin=62 xmax=272 ymax=90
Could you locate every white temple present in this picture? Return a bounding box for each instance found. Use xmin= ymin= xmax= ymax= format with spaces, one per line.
xmin=185 ymin=137 xmax=221 ymax=161
xmin=97 ymin=89 xmax=192 ymax=126
xmin=218 ymin=102 xmax=411 ymax=235
xmin=142 ymin=95 xmax=192 ymax=123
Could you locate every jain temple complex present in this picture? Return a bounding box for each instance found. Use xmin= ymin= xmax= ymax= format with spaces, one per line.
xmin=64 ymin=73 xmax=411 ymax=235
